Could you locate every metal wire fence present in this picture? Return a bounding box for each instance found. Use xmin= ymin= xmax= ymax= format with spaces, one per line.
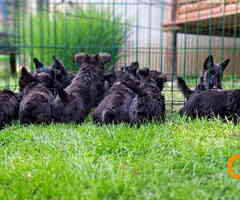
xmin=0 ymin=0 xmax=240 ymax=111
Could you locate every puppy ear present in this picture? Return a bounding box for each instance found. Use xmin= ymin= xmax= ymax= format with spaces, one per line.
xmin=131 ymin=61 xmax=139 ymax=68
xmin=52 ymin=56 xmax=67 ymax=75
xmin=19 ymin=67 xmax=36 ymax=91
xmin=74 ymin=53 xmax=87 ymax=66
xmin=221 ymin=59 xmax=230 ymax=72
xmin=131 ymin=61 xmax=139 ymax=73
xmin=58 ymin=88 xmax=69 ymax=104
xmin=203 ymin=55 xmax=214 ymax=70
xmin=21 ymin=67 xmax=35 ymax=82
xmin=99 ymin=53 xmax=112 ymax=65
xmin=33 ymin=58 xmax=44 ymax=70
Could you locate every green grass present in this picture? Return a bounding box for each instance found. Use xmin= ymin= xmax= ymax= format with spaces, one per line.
xmin=0 ymin=55 xmax=10 ymax=63
xmin=1 ymin=115 xmax=240 ymax=200
xmin=20 ymin=8 xmax=128 ymax=71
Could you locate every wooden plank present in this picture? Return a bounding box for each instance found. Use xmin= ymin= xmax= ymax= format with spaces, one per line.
xmin=176 ymin=0 xmax=240 ymax=15
xmin=163 ymin=3 xmax=240 ymax=25
xmin=177 ymin=0 xmax=238 ymax=4
xmin=177 ymin=6 xmax=223 ymax=22
xmin=0 ymin=49 xmax=19 ymax=54
xmin=176 ymin=0 xmax=202 ymax=4
xmin=163 ymin=10 xmax=240 ymax=37
xmin=177 ymin=1 xmax=221 ymax=15
xmin=163 ymin=25 xmax=181 ymax=32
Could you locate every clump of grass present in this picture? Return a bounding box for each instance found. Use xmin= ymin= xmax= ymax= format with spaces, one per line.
xmin=0 ymin=115 xmax=239 ymax=199
xmin=21 ymin=8 xmax=128 ymax=71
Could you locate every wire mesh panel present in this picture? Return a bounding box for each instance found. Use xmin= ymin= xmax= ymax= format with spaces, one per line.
xmin=1 ymin=0 xmax=239 ymax=111
xmin=163 ymin=0 xmax=240 ymax=110
xmin=0 ymin=0 xmax=19 ymax=90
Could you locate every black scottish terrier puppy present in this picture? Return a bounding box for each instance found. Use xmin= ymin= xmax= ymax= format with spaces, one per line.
xmin=179 ymin=89 xmax=240 ymax=124
xmin=177 ymin=55 xmax=230 ymax=99
xmin=52 ymin=53 xmax=111 ymax=123
xmin=121 ymin=61 xmax=140 ymax=78
xmin=103 ymin=61 xmax=167 ymax=92
xmin=33 ymin=57 xmax=75 ymax=89
xmin=19 ymin=67 xmax=55 ymax=125
xmin=19 ymin=65 xmax=62 ymax=95
xmin=93 ymin=76 xmax=141 ymax=124
xmin=103 ymin=62 xmax=140 ymax=92
xmin=129 ymin=68 xmax=166 ymax=124
xmin=0 ymin=89 xmax=19 ymax=129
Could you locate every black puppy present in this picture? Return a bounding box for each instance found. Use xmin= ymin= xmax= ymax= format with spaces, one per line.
xmin=52 ymin=53 xmax=111 ymax=123
xmin=129 ymin=69 xmax=166 ymax=124
xmin=93 ymin=77 xmax=141 ymax=124
xmin=33 ymin=57 xmax=75 ymax=89
xmin=0 ymin=89 xmax=19 ymax=129
xmin=103 ymin=62 xmax=140 ymax=92
xmin=177 ymin=55 xmax=230 ymax=99
xmin=19 ymin=67 xmax=54 ymax=125
xmin=33 ymin=58 xmax=52 ymax=73
xmin=179 ymin=89 xmax=240 ymax=123
xmin=19 ymin=65 xmax=62 ymax=95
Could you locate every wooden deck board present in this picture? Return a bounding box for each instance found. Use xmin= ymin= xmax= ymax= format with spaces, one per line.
xmin=163 ymin=1 xmax=240 ymax=37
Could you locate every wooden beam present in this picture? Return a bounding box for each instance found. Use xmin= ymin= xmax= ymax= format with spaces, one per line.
xmin=10 ymin=53 xmax=16 ymax=75
xmin=176 ymin=3 xmax=240 ymax=23
xmin=165 ymin=0 xmax=178 ymax=76
xmin=162 ymin=25 xmax=180 ymax=32
xmin=177 ymin=1 xmax=221 ymax=15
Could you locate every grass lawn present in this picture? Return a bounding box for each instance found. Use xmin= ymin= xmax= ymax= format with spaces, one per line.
xmin=1 ymin=115 xmax=240 ymax=200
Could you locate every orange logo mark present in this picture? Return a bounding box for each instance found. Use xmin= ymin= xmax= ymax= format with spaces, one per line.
xmin=227 ymin=154 xmax=240 ymax=179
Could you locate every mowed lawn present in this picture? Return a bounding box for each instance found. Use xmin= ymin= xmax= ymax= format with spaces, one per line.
xmin=0 ymin=115 xmax=240 ymax=200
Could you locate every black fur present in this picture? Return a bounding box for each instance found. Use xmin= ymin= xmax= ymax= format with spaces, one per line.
xmin=177 ymin=55 xmax=230 ymax=99
xmin=0 ymin=89 xmax=19 ymax=129
xmin=129 ymin=71 xmax=165 ymax=124
xmin=104 ymin=62 xmax=142 ymax=92
xmin=121 ymin=62 xmax=139 ymax=77
xmin=19 ymin=67 xmax=62 ymax=95
xmin=51 ymin=56 xmax=76 ymax=88
xmin=33 ymin=57 xmax=75 ymax=89
xmin=93 ymin=77 xmax=140 ymax=124
xmin=179 ymin=89 xmax=240 ymax=123
xmin=19 ymin=67 xmax=54 ymax=125
xmin=52 ymin=53 xmax=110 ymax=123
